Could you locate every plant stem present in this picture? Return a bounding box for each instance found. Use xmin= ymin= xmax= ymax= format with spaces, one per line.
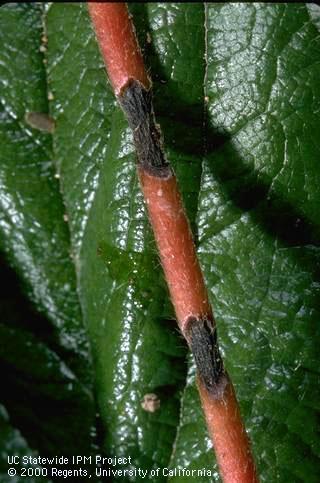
xmin=88 ymin=3 xmax=258 ymax=482
xmin=88 ymin=3 xmax=150 ymax=95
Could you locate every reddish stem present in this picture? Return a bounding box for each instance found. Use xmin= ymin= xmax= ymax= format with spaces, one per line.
xmin=87 ymin=2 xmax=150 ymax=94
xmin=139 ymin=168 xmax=212 ymax=332
xmin=199 ymin=377 xmax=257 ymax=483
xmin=139 ymin=168 xmax=258 ymax=483
xmin=88 ymin=3 xmax=258 ymax=482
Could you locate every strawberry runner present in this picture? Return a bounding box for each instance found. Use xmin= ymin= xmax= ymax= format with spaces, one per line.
xmin=88 ymin=3 xmax=258 ymax=482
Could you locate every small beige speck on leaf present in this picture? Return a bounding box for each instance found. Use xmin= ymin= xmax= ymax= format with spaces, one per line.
xmin=25 ymin=112 xmax=55 ymax=133
xmin=141 ymin=393 xmax=160 ymax=413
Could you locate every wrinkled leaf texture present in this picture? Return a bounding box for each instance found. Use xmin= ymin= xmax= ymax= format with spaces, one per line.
xmin=0 ymin=3 xmax=319 ymax=482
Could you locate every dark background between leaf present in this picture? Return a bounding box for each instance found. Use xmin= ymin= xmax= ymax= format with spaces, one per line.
xmin=0 ymin=3 xmax=319 ymax=482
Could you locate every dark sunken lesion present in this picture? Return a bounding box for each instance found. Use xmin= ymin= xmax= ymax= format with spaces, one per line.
xmin=120 ymin=81 xmax=226 ymax=395
xmin=186 ymin=316 xmax=225 ymax=394
xmin=118 ymin=79 xmax=172 ymax=177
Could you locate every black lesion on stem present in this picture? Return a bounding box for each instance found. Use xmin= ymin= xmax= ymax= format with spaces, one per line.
xmin=185 ymin=316 xmax=225 ymax=394
xmin=118 ymin=79 xmax=172 ymax=177
xmin=119 ymin=80 xmax=226 ymax=396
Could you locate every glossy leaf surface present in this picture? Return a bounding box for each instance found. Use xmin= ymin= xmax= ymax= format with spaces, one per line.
xmin=0 ymin=3 xmax=319 ymax=482
xmin=0 ymin=2 xmax=95 ymax=467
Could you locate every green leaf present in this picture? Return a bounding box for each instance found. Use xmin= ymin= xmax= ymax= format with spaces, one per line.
xmin=171 ymin=3 xmax=320 ymax=482
xmin=0 ymin=2 xmax=95 ymax=463
xmin=0 ymin=2 xmax=319 ymax=483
